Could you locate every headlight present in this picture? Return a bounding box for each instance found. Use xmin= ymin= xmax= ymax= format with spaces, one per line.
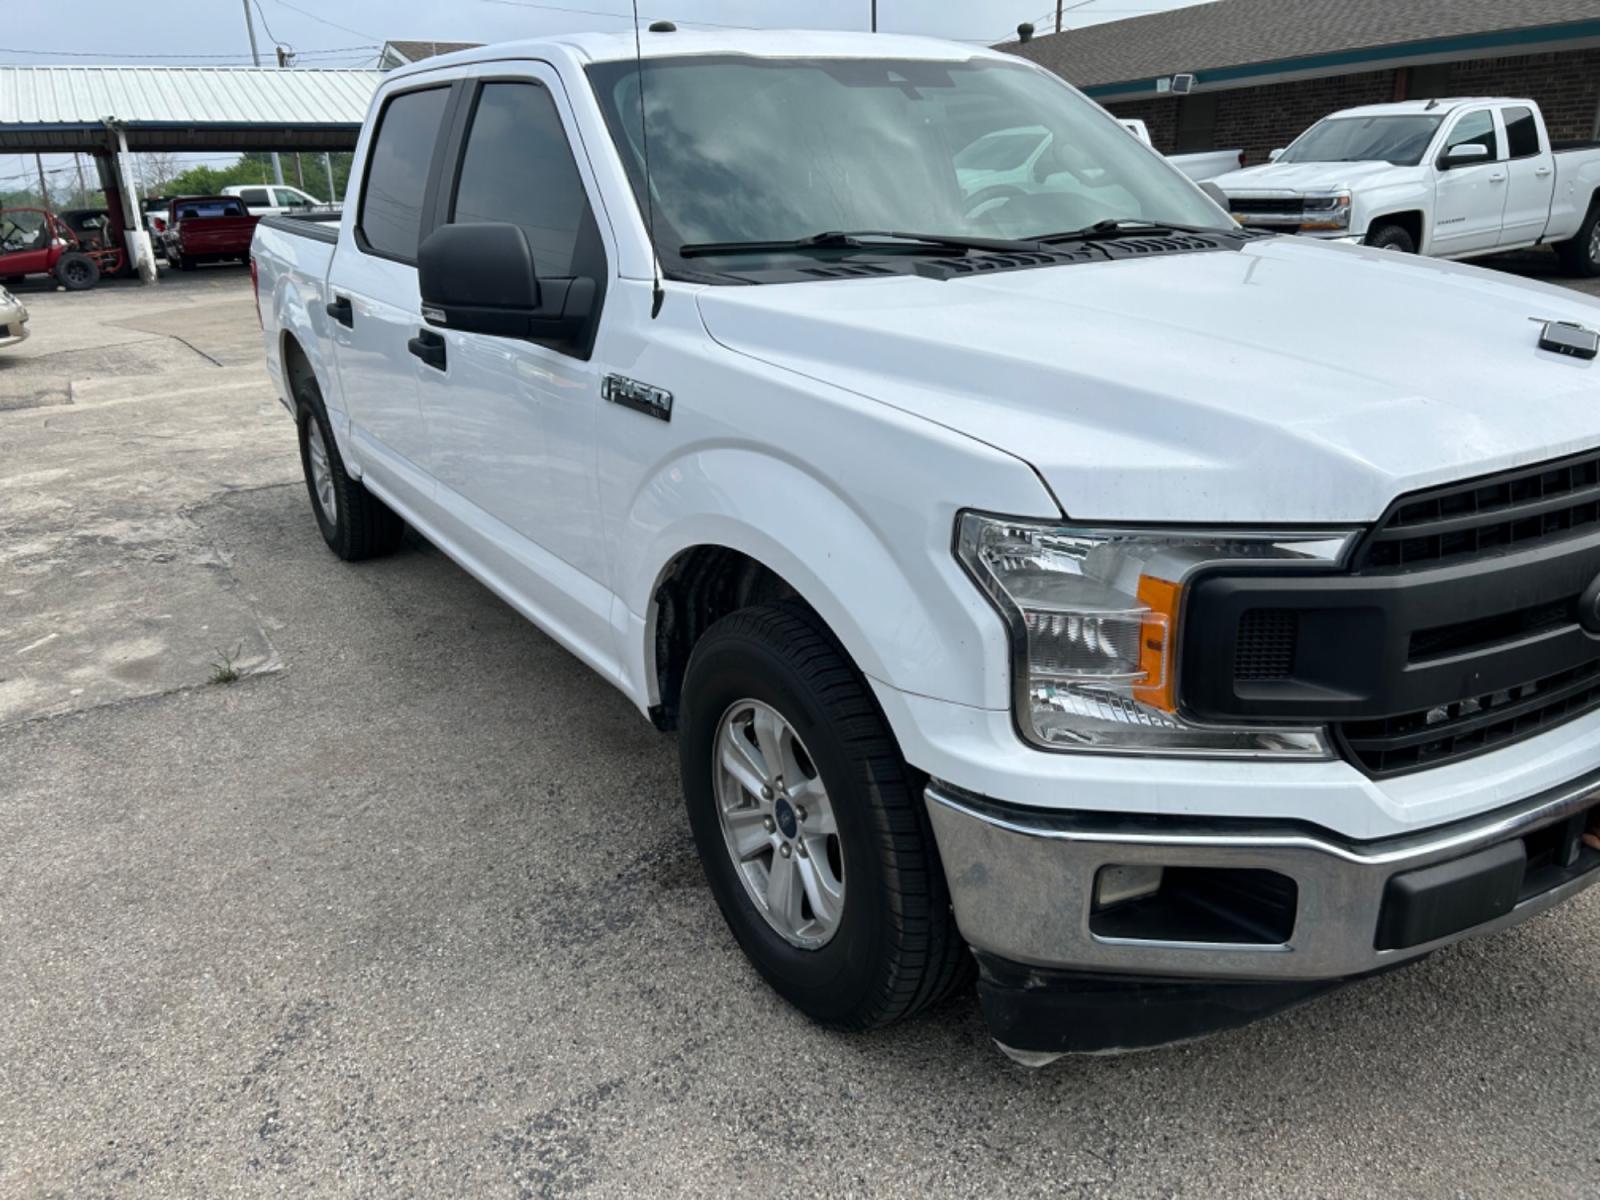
xmin=1300 ymin=192 xmax=1351 ymax=231
xmin=956 ymin=513 xmax=1357 ymax=757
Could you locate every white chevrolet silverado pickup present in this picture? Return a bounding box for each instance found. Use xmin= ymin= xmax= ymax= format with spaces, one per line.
xmin=252 ymin=31 xmax=1600 ymax=1063
xmin=1213 ymin=97 xmax=1600 ymax=268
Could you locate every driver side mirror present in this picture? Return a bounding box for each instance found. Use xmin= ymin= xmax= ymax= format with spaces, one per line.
xmin=1440 ymin=142 xmax=1491 ymax=169
xmin=1267 ymin=148 xmax=1285 ymax=162
xmin=418 ymin=222 xmax=597 ymax=352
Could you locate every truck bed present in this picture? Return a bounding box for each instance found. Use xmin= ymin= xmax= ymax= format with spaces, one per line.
xmin=258 ymin=212 xmax=340 ymax=244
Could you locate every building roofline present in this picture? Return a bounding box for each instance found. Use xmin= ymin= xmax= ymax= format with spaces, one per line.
xmin=1082 ymin=17 xmax=1600 ymax=99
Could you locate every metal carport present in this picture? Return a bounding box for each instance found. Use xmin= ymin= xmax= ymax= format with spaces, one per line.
xmin=0 ymin=66 xmax=382 ymax=281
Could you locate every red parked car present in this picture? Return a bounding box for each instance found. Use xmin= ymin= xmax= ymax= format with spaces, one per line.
xmin=0 ymin=206 xmax=123 ymax=290
xmin=160 ymin=196 xmax=259 ymax=271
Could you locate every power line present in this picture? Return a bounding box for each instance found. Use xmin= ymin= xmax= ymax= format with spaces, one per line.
xmin=250 ymin=0 xmax=287 ymax=48
xmin=268 ymin=0 xmax=378 ymax=40
xmin=0 ymin=43 xmax=373 ymax=60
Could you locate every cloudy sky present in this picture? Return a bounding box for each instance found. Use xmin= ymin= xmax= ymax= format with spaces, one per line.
xmin=5 ymin=0 xmax=1215 ymax=193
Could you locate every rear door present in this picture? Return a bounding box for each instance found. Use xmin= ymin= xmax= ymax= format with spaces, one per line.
xmin=413 ymin=64 xmax=616 ymax=660
xmin=327 ymin=82 xmax=456 ymax=486
xmin=1498 ymin=105 xmax=1555 ymax=246
xmin=1431 ymin=107 xmax=1509 ymax=255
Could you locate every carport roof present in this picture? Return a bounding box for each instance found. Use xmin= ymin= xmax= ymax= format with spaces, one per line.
xmin=1010 ymin=0 xmax=1600 ymax=98
xmin=0 ymin=65 xmax=383 ymax=152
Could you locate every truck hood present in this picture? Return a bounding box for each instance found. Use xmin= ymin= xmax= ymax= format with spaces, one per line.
xmin=695 ymin=237 xmax=1600 ymax=523
xmin=1212 ymin=160 xmax=1411 ymax=195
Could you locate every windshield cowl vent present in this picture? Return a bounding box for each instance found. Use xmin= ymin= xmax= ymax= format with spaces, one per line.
xmin=913 ymin=248 xmax=1101 ymax=281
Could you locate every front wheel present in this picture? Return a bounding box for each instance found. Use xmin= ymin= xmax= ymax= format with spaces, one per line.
xmin=1556 ymin=201 xmax=1600 ymax=277
xmin=1365 ymin=223 xmax=1416 ymax=254
xmin=679 ymin=604 xmax=970 ymax=1030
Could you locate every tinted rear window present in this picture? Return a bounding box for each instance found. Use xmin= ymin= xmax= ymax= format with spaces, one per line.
xmin=359 ymin=87 xmax=451 ymax=261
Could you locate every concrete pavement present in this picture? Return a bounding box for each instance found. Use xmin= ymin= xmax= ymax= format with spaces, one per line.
xmin=3 ymin=263 xmax=1600 ymax=1198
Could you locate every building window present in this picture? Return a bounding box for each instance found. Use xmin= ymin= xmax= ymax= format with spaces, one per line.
xmin=1175 ymin=92 xmax=1218 ymax=153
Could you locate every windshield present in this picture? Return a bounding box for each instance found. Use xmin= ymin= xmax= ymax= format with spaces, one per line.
xmin=1279 ymin=115 xmax=1443 ymax=166
xmin=586 ymin=55 xmax=1225 ymax=269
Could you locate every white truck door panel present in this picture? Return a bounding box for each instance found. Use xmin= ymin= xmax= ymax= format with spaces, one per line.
xmin=329 ymin=84 xmax=454 ymax=478
xmin=1499 ymin=105 xmax=1556 ymax=246
xmin=415 ymin=70 xmax=612 ymax=646
xmin=1432 ymin=108 xmax=1509 ymax=255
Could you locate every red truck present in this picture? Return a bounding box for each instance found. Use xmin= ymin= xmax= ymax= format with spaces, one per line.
xmin=160 ymin=196 xmax=259 ymax=271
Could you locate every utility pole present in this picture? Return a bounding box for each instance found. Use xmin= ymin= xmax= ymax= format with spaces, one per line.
xmin=870 ymin=0 xmax=876 ymax=32
xmin=34 ymin=155 xmax=52 ymax=210
xmin=1056 ymin=0 xmax=1064 ymax=33
xmin=242 ymin=0 xmax=286 ymax=185
xmin=323 ymin=152 xmax=335 ymax=204
xmin=73 ymin=153 xmax=89 ymax=205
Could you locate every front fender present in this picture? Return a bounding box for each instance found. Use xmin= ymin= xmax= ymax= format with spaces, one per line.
xmin=616 ymin=438 xmax=1057 ymax=713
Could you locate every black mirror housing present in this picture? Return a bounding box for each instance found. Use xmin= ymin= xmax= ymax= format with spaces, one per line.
xmin=418 ymin=222 xmax=599 ymax=352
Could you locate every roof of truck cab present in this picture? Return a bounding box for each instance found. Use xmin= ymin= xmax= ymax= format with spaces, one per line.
xmin=1328 ymin=97 xmax=1512 ymax=118
xmin=387 ymin=29 xmax=1009 ymax=77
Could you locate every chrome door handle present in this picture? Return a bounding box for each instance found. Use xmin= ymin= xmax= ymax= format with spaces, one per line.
xmin=1535 ymin=167 xmax=1554 ymax=177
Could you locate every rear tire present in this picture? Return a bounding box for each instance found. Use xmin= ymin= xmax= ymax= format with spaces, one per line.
xmin=1556 ymin=200 xmax=1600 ymax=277
xmin=295 ymin=381 xmax=405 ymax=562
xmin=679 ymin=603 xmax=971 ymax=1030
xmin=54 ymin=251 xmax=99 ymax=290
xmin=177 ymin=254 xmax=197 ymax=272
xmin=1365 ymin=223 xmax=1416 ymax=254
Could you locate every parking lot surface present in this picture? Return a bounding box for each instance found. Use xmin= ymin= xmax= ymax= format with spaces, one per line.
xmin=4 ymin=260 xmax=1600 ymax=1198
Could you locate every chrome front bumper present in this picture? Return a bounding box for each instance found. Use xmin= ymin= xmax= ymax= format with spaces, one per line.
xmin=926 ymin=769 xmax=1600 ymax=982
xmin=0 ymin=304 xmax=28 ymax=348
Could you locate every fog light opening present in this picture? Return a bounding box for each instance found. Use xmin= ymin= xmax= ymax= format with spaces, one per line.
xmin=1091 ymin=865 xmax=1299 ymax=946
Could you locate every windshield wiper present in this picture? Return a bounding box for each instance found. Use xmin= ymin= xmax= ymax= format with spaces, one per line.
xmin=678 ymin=229 xmax=1044 ymax=258
xmin=1038 ymin=218 xmax=1226 ymax=244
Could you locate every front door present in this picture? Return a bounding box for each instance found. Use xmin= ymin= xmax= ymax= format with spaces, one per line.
xmin=1431 ymin=108 xmax=1509 ymax=256
xmin=414 ymin=67 xmax=615 ymax=662
xmin=327 ymin=82 xmax=455 ymax=488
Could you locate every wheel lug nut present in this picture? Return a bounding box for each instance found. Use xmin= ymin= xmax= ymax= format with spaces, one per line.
xmin=763 ymin=816 xmax=776 ymax=833
xmin=780 ymin=844 xmax=792 ymax=858
xmin=796 ymin=841 xmax=808 ymax=858
xmin=796 ymin=807 xmax=807 ymax=823
xmin=760 ymin=785 xmax=773 ymax=800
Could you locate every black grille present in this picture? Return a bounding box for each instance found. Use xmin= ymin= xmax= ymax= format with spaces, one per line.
xmin=1408 ymin=597 xmax=1577 ymax=662
xmin=1338 ymin=660 xmax=1600 ymax=777
xmin=1235 ymin=609 xmax=1297 ymax=680
xmin=1357 ymin=449 xmax=1600 ymax=571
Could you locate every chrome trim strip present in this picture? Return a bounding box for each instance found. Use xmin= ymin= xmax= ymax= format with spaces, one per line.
xmin=925 ymin=770 xmax=1600 ymax=980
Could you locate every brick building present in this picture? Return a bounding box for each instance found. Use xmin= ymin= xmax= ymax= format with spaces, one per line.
xmin=1010 ymin=0 xmax=1600 ymax=164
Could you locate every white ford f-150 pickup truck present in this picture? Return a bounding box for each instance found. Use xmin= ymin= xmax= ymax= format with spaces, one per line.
xmin=253 ymin=30 xmax=1600 ymax=1063
xmin=1213 ymin=97 xmax=1600 ymax=268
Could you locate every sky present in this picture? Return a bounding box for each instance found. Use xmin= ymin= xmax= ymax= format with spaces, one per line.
xmin=3 ymin=0 xmax=1217 ymax=194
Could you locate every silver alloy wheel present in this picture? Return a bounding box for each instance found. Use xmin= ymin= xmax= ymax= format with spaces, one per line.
xmin=306 ymin=421 xmax=338 ymax=526
xmin=1590 ymin=220 xmax=1600 ymax=265
xmin=713 ymin=698 xmax=845 ymax=949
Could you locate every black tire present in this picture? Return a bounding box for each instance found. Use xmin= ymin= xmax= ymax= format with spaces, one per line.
xmin=177 ymin=254 xmax=197 ymax=272
xmin=679 ymin=603 xmax=971 ymax=1030
xmin=1 ymin=275 xmax=23 ymax=286
xmin=1365 ymin=223 xmax=1416 ymax=254
xmin=54 ymin=251 xmax=99 ymax=290
xmin=1556 ymin=200 xmax=1600 ymax=277
xmin=295 ymin=382 xmax=405 ymax=562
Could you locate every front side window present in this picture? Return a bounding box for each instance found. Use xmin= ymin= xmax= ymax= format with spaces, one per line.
xmin=275 ymin=188 xmax=310 ymax=207
xmin=586 ymin=55 xmax=1224 ymax=268
xmin=239 ymin=188 xmax=271 ymax=206
xmin=1278 ymin=115 xmax=1443 ymax=166
xmin=359 ymin=86 xmax=451 ymax=261
xmin=1503 ymin=107 xmax=1541 ymax=159
xmin=450 ymin=82 xmax=594 ymax=279
xmin=1443 ymin=110 xmax=1498 ymax=160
